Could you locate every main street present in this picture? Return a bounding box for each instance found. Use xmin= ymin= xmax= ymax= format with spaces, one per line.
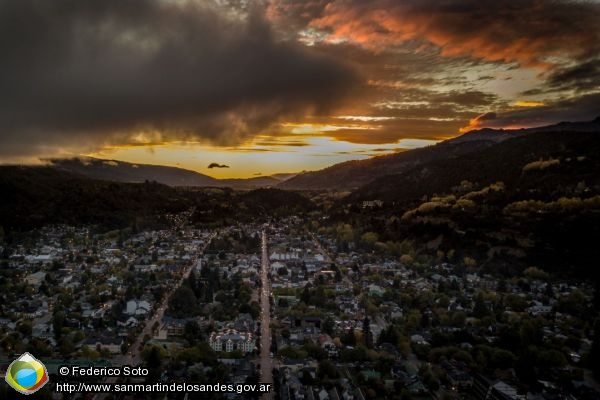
xmin=259 ymin=230 xmax=274 ymax=400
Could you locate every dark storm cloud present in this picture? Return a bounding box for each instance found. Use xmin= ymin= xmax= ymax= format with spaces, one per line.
xmin=207 ymin=163 xmax=230 ymax=169
xmin=0 ymin=0 xmax=358 ymax=158
xmin=524 ymin=59 xmax=600 ymax=95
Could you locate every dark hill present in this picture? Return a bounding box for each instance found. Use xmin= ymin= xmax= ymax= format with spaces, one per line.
xmin=48 ymin=157 xmax=219 ymax=186
xmin=279 ymin=118 xmax=600 ymax=191
xmin=350 ymin=130 xmax=600 ymax=205
xmin=237 ymin=188 xmax=316 ymax=218
xmin=0 ymin=168 xmax=317 ymax=232
xmin=336 ymin=129 xmax=600 ymax=279
xmin=279 ymin=140 xmax=492 ymax=190
xmin=0 ymin=166 xmax=190 ymax=231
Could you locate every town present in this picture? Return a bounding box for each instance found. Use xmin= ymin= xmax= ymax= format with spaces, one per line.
xmin=0 ymin=212 xmax=598 ymax=400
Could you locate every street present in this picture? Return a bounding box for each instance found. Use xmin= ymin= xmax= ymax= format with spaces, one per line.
xmin=259 ymin=230 xmax=274 ymax=400
xmin=94 ymin=232 xmax=215 ymax=399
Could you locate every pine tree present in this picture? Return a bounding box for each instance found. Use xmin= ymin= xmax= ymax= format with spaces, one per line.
xmin=363 ymin=316 xmax=373 ymax=349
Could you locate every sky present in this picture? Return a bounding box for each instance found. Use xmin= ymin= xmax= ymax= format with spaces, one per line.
xmin=0 ymin=0 xmax=598 ymax=178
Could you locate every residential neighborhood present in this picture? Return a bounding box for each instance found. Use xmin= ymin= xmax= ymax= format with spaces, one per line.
xmin=1 ymin=214 xmax=599 ymax=400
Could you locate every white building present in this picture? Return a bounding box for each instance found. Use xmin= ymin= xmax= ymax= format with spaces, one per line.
xmin=209 ymin=329 xmax=255 ymax=353
xmin=124 ymin=300 xmax=152 ymax=316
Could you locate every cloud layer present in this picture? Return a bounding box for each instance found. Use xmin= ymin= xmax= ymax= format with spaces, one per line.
xmin=267 ymin=0 xmax=600 ymax=139
xmin=461 ymin=93 xmax=600 ymax=131
xmin=307 ymin=0 xmax=599 ymax=68
xmin=0 ymin=0 xmax=358 ymax=158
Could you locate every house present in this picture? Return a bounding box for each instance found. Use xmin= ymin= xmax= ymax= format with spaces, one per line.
xmin=234 ymin=313 xmax=256 ymax=332
xmin=447 ymin=371 xmax=474 ymax=389
xmin=471 ymin=374 xmax=524 ymax=400
xmin=527 ymin=304 xmax=553 ymax=316
xmin=317 ymin=388 xmax=329 ymax=400
xmin=116 ymin=316 xmax=139 ymax=329
xmin=84 ymin=337 xmax=123 ymax=354
xmin=209 ymin=329 xmax=255 ymax=353
xmin=410 ymin=334 xmax=429 ymax=346
xmin=25 ymin=271 xmax=46 ymax=287
xmin=367 ymin=284 xmax=384 ymax=297
xmin=124 ymin=300 xmax=152 ymax=316
xmin=271 ymin=261 xmax=286 ymax=274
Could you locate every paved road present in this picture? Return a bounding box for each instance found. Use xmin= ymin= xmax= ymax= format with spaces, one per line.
xmin=259 ymin=230 xmax=274 ymax=400
xmin=121 ymin=232 xmax=215 ymax=366
xmin=95 ymin=232 xmax=215 ymax=399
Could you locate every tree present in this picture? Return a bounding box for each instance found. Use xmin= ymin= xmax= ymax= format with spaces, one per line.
xmin=473 ymin=293 xmax=489 ymax=319
xmin=378 ymin=325 xmax=400 ymax=347
xmin=167 ymin=286 xmax=198 ymax=317
xmin=363 ymin=316 xmax=373 ymax=349
xmin=341 ymin=329 xmax=356 ymax=346
xmin=520 ymin=318 xmax=543 ymax=347
xmin=278 ymin=298 xmax=289 ymax=308
xmin=322 ymin=317 xmax=335 ymax=336
xmin=52 ymin=311 xmax=65 ymax=340
xmin=58 ymin=338 xmax=75 ymax=357
xmin=524 ymin=266 xmax=549 ymax=280
xmin=184 ymin=320 xmax=202 ymax=346
xmin=300 ymin=285 xmax=311 ymax=305
xmin=360 ymin=232 xmax=379 ymax=250
xmin=400 ymin=254 xmax=413 ymax=265
xmin=497 ymin=279 xmax=507 ymax=293
xmin=16 ymin=321 xmax=32 ymax=336
xmin=142 ymin=345 xmax=166 ymax=369
xmin=538 ymin=349 xmax=567 ymax=368
xmin=589 ymin=319 xmax=600 ymax=379
xmin=491 ymin=349 xmax=517 ymax=369
xmin=463 ymin=257 xmax=477 ymax=268
xmin=317 ymin=360 xmax=338 ymax=380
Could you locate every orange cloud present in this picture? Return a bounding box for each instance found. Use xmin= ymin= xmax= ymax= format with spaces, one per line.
xmin=309 ymin=0 xmax=600 ymax=69
xmin=459 ymin=112 xmax=497 ymax=133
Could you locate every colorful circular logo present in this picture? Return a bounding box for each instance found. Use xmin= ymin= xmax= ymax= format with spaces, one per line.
xmin=5 ymin=352 xmax=49 ymax=395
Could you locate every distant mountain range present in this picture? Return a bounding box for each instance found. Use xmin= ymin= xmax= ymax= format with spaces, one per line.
xmin=279 ymin=117 xmax=600 ymax=190
xmin=16 ymin=117 xmax=600 ymax=195
xmin=46 ymin=157 xmax=296 ymax=189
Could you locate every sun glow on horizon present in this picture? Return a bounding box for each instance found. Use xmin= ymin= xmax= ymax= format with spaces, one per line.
xmin=85 ymin=134 xmax=439 ymax=179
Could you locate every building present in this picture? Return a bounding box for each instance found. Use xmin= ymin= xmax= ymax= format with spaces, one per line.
xmin=25 ymin=271 xmax=47 ymax=287
xmin=470 ymin=374 xmax=525 ymax=400
xmin=124 ymin=299 xmax=152 ymax=316
xmin=83 ymin=337 xmax=124 ymax=354
xmin=209 ymin=329 xmax=255 ymax=353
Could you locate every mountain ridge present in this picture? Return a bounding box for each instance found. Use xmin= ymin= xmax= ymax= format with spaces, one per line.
xmin=279 ymin=117 xmax=600 ymax=191
xmin=45 ymin=157 xmax=293 ymax=189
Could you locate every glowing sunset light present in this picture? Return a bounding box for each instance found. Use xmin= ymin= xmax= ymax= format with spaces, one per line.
xmin=0 ymin=0 xmax=597 ymax=175
xmin=513 ymin=100 xmax=546 ymax=107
